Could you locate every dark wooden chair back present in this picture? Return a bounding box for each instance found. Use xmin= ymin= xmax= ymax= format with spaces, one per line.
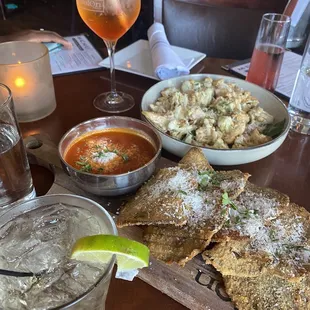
xmin=158 ymin=0 xmax=288 ymax=59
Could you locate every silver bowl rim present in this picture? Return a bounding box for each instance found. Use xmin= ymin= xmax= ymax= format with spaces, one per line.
xmin=140 ymin=73 xmax=291 ymax=153
xmin=58 ymin=116 xmax=162 ymax=178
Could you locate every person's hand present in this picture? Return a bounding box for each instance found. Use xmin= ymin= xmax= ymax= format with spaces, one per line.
xmin=0 ymin=30 xmax=72 ymax=49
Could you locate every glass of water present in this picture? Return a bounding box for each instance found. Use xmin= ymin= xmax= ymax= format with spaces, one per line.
xmin=0 ymin=83 xmax=35 ymax=208
xmin=288 ymin=33 xmax=310 ymax=135
xmin=0 ymin=194 xmax=117 ymax=309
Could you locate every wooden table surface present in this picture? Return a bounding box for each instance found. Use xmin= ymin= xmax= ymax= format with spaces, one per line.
xmin=20 ymin=57 xmax=310 ymax=310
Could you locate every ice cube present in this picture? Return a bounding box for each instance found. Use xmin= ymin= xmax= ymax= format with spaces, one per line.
xmin=0 ymin=203 xmax=110 ymax=309
xmin=115 ymin=268 xmax=139 ymax=281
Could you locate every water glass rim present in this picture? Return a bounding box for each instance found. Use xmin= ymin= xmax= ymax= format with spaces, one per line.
xmin=263 ymin=13 xmax=291 ymax=24
xmin=57 ymin=255 xmax=116 ymax=309
xmin=0 ymin=83 xmax=12 ymax=108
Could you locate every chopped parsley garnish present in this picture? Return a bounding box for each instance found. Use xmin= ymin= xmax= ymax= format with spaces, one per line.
xmin=221 ymin=208 xmax=227 ymax=216
xmin=178 ymin=190 xmax=187 ymax=195
xmin=97 ymin=167 xmax=104 ymax=173
xmin=76 ymin=157 xmax=92 ymax=172
xmin=223 ymin=219 xmax=230 ymax=227
xmin=198 ymin=171 xmax=213 ymax=176
xmin=221 ymin=192 xmax=259 ymax=223
xmin=253 ymin=209 xmax=259 ymax=215
xmin=110 ymin=147 xmax=118 ymax=154
xmin=283 ymin=244 xmax=310 ymax=252
xmin=81 ymin=164 xmax=92 ymax=172
xmin=269 ymin=229 xmax=278 ymax=242
xmin=240 ymin=208 xmax=258 ymax=219
xmin=75 ymin=161 xmax=85 ymax=166
xmin=235 ymin=215 xmax=241 ymax=225
xmin=93 ymin=146 xmax=129 ymax=162
xmin=222 ymin=192 xmax=238 ymax=210
xmin=94 ymin=150 xmax=106 ymax=158
xmin=121 ymin=153 xmax=129 ymax=162
xmin=198 ymin=170 xmax=220 ymax=190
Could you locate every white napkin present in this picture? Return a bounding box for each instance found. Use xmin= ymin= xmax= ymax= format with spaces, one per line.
xmin=147 ymin=23 xmax=190 ymax=80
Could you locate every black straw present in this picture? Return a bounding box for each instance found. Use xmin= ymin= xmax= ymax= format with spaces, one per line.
xmin=0 ymin=269 xmax=44 ymax=277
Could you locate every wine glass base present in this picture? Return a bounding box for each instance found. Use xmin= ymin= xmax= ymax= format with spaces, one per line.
xmin=93 ymin=92 xmax=135 ymax=113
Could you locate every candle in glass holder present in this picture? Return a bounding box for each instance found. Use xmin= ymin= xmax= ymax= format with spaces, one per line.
xmin=0 ymin=42 xmax=56 ymax=123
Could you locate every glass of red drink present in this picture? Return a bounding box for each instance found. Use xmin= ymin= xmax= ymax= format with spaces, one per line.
xmin=246 ymin=14 xmax=291 ymax=92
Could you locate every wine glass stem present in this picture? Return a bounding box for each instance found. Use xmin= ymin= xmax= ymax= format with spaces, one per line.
xmin=105 ymin=40 xmax=118 ymax=98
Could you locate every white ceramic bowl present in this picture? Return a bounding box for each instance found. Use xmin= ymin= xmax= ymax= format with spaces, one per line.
xmin=141 ymin=74 xmax=290 ymax=166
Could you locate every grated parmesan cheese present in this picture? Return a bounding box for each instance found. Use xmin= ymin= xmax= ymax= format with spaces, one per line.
xmin=147 ymin=167 xmax=220 ymax=226
xmin=92 ymin=151 xmax=117 ymax=164
xmin=223 ymin=187 xmax=310 ymax=268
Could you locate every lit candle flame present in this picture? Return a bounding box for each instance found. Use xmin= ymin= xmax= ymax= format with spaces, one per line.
xmin=17 ymin=61 xmax=22 ymax=64
xmin=126 ymin=61 xmax=132 ymax=69
xmin=15 ymin=77 xmax=26 ymax=88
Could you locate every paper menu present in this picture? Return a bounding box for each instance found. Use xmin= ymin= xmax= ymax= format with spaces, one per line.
xmin=49 ymin=34 xmax=103 ymax=76
xmin=226 ymin=51 xmax=302 ymax=98
xmin=276 ymin=52 xmax=303 ymax=98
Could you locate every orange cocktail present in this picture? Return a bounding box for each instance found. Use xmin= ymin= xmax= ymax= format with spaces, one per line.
xmin=76 ymin=0 xmax=141 ymax=113
xmin=77 ymin=0 xmax=140 ymax=42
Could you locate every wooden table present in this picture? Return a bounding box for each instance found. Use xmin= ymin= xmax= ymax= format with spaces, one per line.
xmin=20 ymin=57 xmax=310 ymax=310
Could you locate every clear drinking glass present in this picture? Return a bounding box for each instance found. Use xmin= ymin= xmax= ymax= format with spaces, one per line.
xmin=0 ymin=84 xmax=35 ymax=208
xmin=76 ymin=0 xmax=141 ymax=113
xmin=0 ymin=194 xmax=117 ymax=309
xmin=246 ymin=13 xmax=291 ymax=92
xmin=285 ymin=0 xmax=310 ymax=49
xmin=288 ymin=33 xmax=310 ymax=135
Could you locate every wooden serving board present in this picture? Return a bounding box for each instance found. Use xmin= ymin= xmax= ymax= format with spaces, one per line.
xmin=25 ymin=134 xmax=235 ymax=310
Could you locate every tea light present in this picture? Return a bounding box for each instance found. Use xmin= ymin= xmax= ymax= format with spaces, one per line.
xmin=15 ymin=77 xmax=26 ymax=88
xmin=0 ymin=42 xmax=56 ymax=123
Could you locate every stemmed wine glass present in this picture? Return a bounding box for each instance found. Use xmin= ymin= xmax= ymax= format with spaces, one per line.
xmin=76 ymin=0 xmax=141 ymax=113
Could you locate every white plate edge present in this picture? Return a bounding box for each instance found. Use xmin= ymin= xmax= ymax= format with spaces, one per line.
xmin=99 ymin=39 xmax=206 ymax=80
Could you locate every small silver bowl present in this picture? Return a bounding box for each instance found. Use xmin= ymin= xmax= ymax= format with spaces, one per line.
xmin=58 ymin=116 xmax=162 ymax=196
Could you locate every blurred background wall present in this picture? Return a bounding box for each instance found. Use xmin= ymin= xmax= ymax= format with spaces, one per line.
xmin=0 ymin=0 xmax=308 ymax=59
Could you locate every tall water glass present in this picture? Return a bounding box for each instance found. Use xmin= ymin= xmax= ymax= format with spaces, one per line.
xmin=246 ymin=14 xmax=291 ymax=92
xmin=0 ymin=84 xmax=35 ymax=208
xmin=288 ymin=33 xmax=310 ymax=135
xmin=76 ymin=0 xmax=141 ymax=113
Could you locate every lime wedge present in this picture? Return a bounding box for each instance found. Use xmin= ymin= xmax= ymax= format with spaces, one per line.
xmin=71 ymin=235 xmax=149 ymax=273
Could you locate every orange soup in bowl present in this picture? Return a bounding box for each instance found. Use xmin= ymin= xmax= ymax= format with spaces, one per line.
xmin=64 ymin=128 xmax=157 ymax=175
